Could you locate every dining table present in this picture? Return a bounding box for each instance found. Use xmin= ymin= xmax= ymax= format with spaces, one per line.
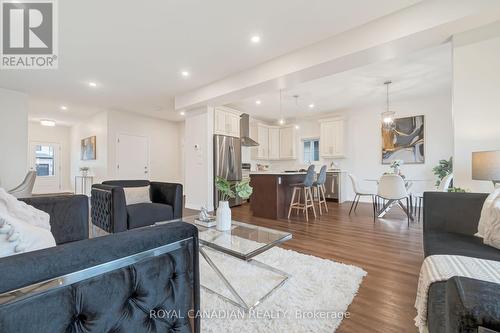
xmin=364 ymin=178 xmax=432 ymax=220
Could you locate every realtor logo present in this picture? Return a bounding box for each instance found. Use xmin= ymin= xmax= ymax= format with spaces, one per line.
xmin=1 ymin=0 xmax=58 ymax=69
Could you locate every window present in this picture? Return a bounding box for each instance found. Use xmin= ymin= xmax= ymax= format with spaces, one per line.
xmin=303 ymin=139 xmax=320 ymax=163
xmin=35 ymin=145 xmax=55 ymax=176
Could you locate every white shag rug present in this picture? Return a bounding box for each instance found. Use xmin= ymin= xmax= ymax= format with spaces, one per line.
xmin=199 ymin=241 xmax=367 ymax=333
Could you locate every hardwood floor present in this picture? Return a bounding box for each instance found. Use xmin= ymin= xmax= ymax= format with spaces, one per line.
xmin=226 ymin=200 xmax=424 ymax=333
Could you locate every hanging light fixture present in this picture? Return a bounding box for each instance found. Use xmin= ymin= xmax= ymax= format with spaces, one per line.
xmin=278 ymin=89 xmax=285 ymax=125
xmin=381 ymin=81 xmax=396 ymax=128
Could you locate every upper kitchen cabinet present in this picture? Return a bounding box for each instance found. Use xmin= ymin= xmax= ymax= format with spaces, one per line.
xmin=320 ymin=118 xmax=346 ymax=158
xmin=279 ymin=126 xmax=296 ymax=159
xmin=251 ymin=123 xmax=269 ymax=160
xmin=214 ymin=107 xmax=240 ymax=138
xmin=251 ymin=123 xmax=296 ymax=160
xmin=268 ymin=127 xmax=280 ymax=160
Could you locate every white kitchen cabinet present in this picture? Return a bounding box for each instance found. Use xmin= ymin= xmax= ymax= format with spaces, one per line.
xmin=268 ymin=127 xmax=280 ymax=160
xmin=320 ymin=119 xmax=345 ymax=158
xmin=251 ymin=124 xmax=269 ymax=160
xmin=214 ymin=110 xmax=226 ymax=134
xmin=279 ymin=126 xmax=296 ymax=159
xmin=251 ymin=123 xmax=297 ymax=160
xmin=214 ymin=107 xmax=240 ymax=137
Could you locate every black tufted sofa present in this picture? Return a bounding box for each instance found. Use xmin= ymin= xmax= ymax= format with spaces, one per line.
xmin=91 ymin=180 xmax=183 ymax=233
xmin=0 ymin=195 xmax=200 ymax=333
xmin=20 ymin=194 xmax=90 ymax=244
xmin=423 ymin=192 xmax=500 ymax=333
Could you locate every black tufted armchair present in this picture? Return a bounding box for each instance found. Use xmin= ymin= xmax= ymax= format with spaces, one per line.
xmin=91 ymin=180 xmax=183 ymax=233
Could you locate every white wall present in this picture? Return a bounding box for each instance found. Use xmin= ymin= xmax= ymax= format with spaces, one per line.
xmin=452 ymin=24 xmax=500 ymax=193
xmin=28 ymin=122 xmax=72 ymax=191
xmin=0 ymin=88 xmax=28 ymax=190
xmin=252 ymin=92 xmax=454 ymax=201
xmin=106 ymin=110 xmax=183 ymax=183
xmin=184 ymin=107 xmax=214 ymax=210
xmin=70 ymin=111 xmax=109 ymax=188
xmin=178 ymin=121 xmax=186 ymax=185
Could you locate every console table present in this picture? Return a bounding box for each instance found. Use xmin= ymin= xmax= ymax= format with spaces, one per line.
xmin=74 ymin=175 xmax=93 ymax=196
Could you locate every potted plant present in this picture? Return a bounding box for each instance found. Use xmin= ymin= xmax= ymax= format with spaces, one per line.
xmin=79 ymin=166 xmax=90 ymax=177
xmin=432 ymin=157 xmax=452 ymax=187
xmin=215 ymin=177 xmax=253 ymax=231
xmin=389 ymin=160 xmax=404 ymax=175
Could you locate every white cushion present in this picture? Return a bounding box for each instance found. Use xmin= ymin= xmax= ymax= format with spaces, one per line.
xmin=476 ymin=186 xmax=500 ymax=238
xmin=123 ymin=186 xmax=151 ymax=205
xmin=0 ymin=213 xmax=56 ymax=258
xmin=483 ymin=191 xmax=500 ymax=250
xmin=0 ymin=188 xmax=51 ymax=231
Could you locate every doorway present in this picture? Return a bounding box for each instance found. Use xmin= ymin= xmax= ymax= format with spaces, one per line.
xmin=116 ymin=134 xmax=150 ymax=179
xmin=29 ymin=142 xmax=62 ymax=194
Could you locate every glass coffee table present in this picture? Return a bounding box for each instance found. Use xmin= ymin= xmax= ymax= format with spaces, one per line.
xmin=157 ymin=216 xmax=292 ymax=311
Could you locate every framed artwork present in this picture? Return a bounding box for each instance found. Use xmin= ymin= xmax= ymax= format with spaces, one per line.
xmin=382 ymin=115 xmax=424 ymax=164
xmin=81 ymin=136 xmax=96 ymax=160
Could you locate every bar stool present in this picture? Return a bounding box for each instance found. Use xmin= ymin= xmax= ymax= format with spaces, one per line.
xmin=313 ymin=165 xmax=328 ymax=215
xmin=287 ymin=165 xmax=317 ymax=221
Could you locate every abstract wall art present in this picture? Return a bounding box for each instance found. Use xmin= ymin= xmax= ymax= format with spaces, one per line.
xmin=81 ymin=136 xmax=96 ymax=160
xmin=382 ymin=115 xmax=424 ymax=164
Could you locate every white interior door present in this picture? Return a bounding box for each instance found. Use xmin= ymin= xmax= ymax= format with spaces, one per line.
xmin=29 ymin=142 xmax=62 ymax=194
xmin=116 ymin=134 xmax=150 ymax=179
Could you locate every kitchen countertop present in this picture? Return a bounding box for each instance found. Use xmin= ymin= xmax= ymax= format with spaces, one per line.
xmin=250 ymin=171 xmax=307 ymax=175
xmin=250 ymin=169 xmax=344 ymax=175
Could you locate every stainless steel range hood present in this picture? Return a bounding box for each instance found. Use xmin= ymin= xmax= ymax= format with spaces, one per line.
xmin=240 ymin=113 xmax=259 ymax=147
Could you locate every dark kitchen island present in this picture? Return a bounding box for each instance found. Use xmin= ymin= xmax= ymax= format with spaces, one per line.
xmin=249 ymin=172 xmax=307 ymax=219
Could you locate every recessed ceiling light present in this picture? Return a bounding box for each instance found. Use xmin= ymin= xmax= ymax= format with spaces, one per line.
xmin=295 ymin=125 xmax=300 ymax=130
xmin=40 ymin=119 xmax=56 ymax=127
xmin=255 ymin=100 xmax=261 ymax=105
xmin=251 ymin=35 xmax=261 ymax=43
xmin=181 ymin=71 xmax=190 ymax=77
xmin=308 ymin=103 xmax=315 ymax=109
xmin=88 ymin=82 xmax=97 ymax=87
xmin=180 ymin=111 xmax=186 ymax=116
xmin=60 ymin=105 xmax=68 ymax=111
xmin=279 ymin=119 xmax=285 ymax=125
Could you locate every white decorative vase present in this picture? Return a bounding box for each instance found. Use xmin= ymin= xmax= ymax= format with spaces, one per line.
xmin=216 ymin=201 xmax=232 ymax=231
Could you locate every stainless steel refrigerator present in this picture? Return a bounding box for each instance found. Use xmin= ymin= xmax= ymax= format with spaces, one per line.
xmin=214 ymin=135 xmax=242 ymax=208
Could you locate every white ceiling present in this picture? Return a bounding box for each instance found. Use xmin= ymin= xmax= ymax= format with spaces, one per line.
xmin=0 ymin=0 xmax=423 ymax=125
xmin=228 ymin=44 xmax=452 ymax=122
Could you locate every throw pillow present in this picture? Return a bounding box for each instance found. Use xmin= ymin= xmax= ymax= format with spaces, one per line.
xmin=0 ymin=213 xmax=56 ymax=258
xmin=123 ymin=186 xmax=151 ymax=205
xmin=476 ymin=186 xmax=500 ymax=238
xmin=484 ymin=194 xmax=500 ymax=249
xmin=0 ymin=188 xmax=51 ymax=231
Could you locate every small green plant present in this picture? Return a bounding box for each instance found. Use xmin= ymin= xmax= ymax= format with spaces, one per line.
xmin=390 ymin=160 xmax=403 ymax=168
xmin=215 ymin=176 xmax=253 ymax=202
xmin=432 ymin=157 xmax=452 ymax=187
xmin=388 ymin=159 xmax=403 ymax=174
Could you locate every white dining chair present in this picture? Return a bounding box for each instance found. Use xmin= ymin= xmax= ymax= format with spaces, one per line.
xmin=377 ymin=174 xmax=411 ymax=226
xmin=437 ymin=173 xmax=454 ymax=192
xmin=413 ymin=173 xmax=453 ymax=221
xmin=348 ymin=174 xmax=377 ymax=219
